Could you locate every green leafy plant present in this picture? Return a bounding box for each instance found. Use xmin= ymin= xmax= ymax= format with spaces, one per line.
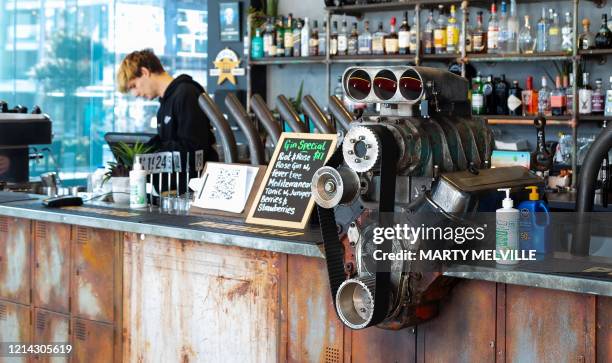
xmin=289 ymin=80 xmax=304 ymax=111
xmin=103 ymin=142 xmax=153 ymax=183
xmin=248 ymin=0 xmax=278 ymax=36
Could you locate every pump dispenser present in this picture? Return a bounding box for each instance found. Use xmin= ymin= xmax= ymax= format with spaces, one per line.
xmin=496 ymin=188 xmax=519 ymax=264
xmin=518 ymin=185 xmax=549 ymax=255
xmin=130 ymin=156 xmax=148 ymax=209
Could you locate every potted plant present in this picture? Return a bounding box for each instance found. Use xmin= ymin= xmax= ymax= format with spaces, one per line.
xmin=103 ymin=142 xmax=153 ymax=205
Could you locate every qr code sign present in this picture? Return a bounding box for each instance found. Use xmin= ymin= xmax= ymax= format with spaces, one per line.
xmin=209 ymin=168 xmax=240 ymax=200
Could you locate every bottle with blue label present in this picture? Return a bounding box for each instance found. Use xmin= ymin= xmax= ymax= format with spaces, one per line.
xmin=518 ymin=186 xmax=550 ymax=255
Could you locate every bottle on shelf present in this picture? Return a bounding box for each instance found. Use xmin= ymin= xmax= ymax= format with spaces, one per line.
xmin=251 ymin=28 xmax=264 ymax=59
xmin=309 ymin=20 xmax=319 ymax=56
xmin=472 ymin=11 xmax=487 ymax=53
xmin=284 ymin=14 xmax=294 ymax=57
xmin=578 ymin=18 xmax=595 ymax=50
xmin=276 ymin=17 xmax=285 ymax=57
xmin=550 ymin=75 xmax=566 ymax=116
xmin=434 ymin=5 xmax=447 ymax=54
xmin=519 ymin=15 xmax=535 ymax=54
xmin=487 ymin=3 xmax=500 ymax=54
xmin=263 ymin=19 xmax=275 ymax=57
xmin=348 ymin=22 xmax=359 ymax=55
xmin=319 ymin=21 xmax=327 ymax=56
xmin=358 ymin=20 xmax=373 ymax=55
xmin=565 ymin=74 xmax=573 ymax=115
xmin=330 ymin=21 xmax=338 ymax=56
xmin=372 ymin=21 xmax=387 ymax=55
xmin=521 ymin=76 xmax=538 ymax=116
xmin=506 ymin=0 xmax=519 ymax=53
xmin=483 ymin=75 xmax=495 ymax=114
xmin=463 ymin=10 xmax=473 ymax=53
xmin=338 ymin=20 xmax=348 ymax=56
xmin=301 ymin=18 xmax=310 ymax=57
xmin=605 ymin=76 xmax=612 ymax=117
xmin=595 ymin=14 xmax=612 ymax=49
xmin=536 ymin=8 xmax=548 ymax=53
xmin=399 ymin=12 xmax=411 ymax=55
xmin=561 ymin=12 xmax=573 ymax=53
xmin=446 ymin=5 xmax=459 ymax=53
xmin=494 ymin=75 xmax=509 ymax=115
xmin=409 ymin=14 xmax=418 ymax=54
xmin=592 ymin=79 xmax=605 ymax=115
xmin=498 ymin=1 xmax=509 ymax=53
xmin=578 ymin=72 xmax=593 ymax=115
xmin=385 ymin=16 xmax=399 ymax=55
xmin=423 ymin=9 xmax=435 ymax=54
xmin=508 ymin=80 xmax=523 ymax=116
xmin=293 ymin=19 xmax=302 ymax=57
xmin=548 ymin=12 xmax=561 ymax=52
xmin=538 ymin=76 xmax=551 ymax=116
xmin=472 ymin=74 xmax=485 ymax=115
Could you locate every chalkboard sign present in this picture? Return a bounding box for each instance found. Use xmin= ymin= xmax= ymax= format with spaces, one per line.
xmin=246 ymin=133 xmax=338 ymax=229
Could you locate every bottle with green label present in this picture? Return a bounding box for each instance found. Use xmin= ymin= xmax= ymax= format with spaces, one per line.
xmin=496 ymin=188 xmax=519 ymax=265
xmin=472 ymin=75 xmax=485 ymax=115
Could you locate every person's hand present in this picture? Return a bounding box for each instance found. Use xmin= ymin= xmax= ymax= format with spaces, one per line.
xmin=0 ymin=156 xmax=10 ymax=175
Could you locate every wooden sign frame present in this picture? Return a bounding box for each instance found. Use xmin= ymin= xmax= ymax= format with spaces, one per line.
xmin=246 ymin=132 xmax=338 ymax=229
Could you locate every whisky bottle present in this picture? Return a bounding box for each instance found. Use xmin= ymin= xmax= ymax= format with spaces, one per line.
xmin=434 ymin=5 xmax=447 ymax=54
xmin=385 ymin=16 xmax=399 ymax=55
xmin=398 ymin=12 xmax=410 ymax=55
xmin=472 ymin=11 xmax=487 ymax=53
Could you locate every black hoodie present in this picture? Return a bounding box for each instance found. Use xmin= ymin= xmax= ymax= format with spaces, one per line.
xmin=150 ymin=74 xmax=218 ymax=161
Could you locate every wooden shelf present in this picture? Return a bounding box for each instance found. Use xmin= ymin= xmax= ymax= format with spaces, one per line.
xmin=578 ymin=48 xmax=612 ymax=56
xmin=578 ymin=115 xmax=612 ymax=122
xmin=484 ymin=115 xmax=572 ymax=126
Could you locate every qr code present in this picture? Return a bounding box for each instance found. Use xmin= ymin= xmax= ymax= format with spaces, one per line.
xmin=209 ymin=168 xmax=240 ymax=200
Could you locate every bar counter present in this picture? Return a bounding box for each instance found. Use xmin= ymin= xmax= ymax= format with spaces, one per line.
xmin=0 ymin=191 xmax=611 ymax=362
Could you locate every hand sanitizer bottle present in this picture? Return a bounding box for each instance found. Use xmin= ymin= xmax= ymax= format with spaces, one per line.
xmin=130 ymin=156 xmax=148 ymax=209
xmin=496 ymin=188 xmax=519 ymax=265
xmin=518 ymin=186 xmax=550 ymax=256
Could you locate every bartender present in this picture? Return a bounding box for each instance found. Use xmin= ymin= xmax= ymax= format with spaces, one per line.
xmin=116 ymin=49 xmax=218 ymax=194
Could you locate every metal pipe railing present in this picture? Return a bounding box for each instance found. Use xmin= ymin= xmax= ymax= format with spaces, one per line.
xmin=301 ymin=95 xmax=333 ymax=134
xmin=251 ymin=94 xmax=281 ymax=145
xmin=328 ymin=95 xmax=353 ymax=131
xmin=198 ymin=93 xmax=238 ymax=163
xmin=225 ymin=94 xmax=265 ymax=165
xmin=277 ymin=95 xmax=308 ymax=133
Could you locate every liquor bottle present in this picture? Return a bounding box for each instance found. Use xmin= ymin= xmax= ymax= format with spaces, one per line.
xmin=506 ymin=0 xmax=519 ymax=53
xmin=399 ymin=12 xmax=410 ymax=55
xmin=521 ymin=76 xmax=538 ymax=116
xmin=251 ymin=28 xmax=264 ymax=59
xmin=494 ymin=75 xmax=509 ymax=115
xmin=483 ymin=75 xmax=495 ymax=114
xmin=301 ymin=18 xmax=310 ymax=57
xmin=565 ymin=75 xmax=573 ymax=115
xmin=519 ymin=15 xmax=535 ymax=54
xmin=548 ymin=12 xmax=562 ymax=52
xmin=538 ymin=76 xmax=551 ymax=116
xmin=487 ymin=3 xmax=500 ymax=53
xmin=372 ymin=22 xmax=386 ymax=55
xmin=508 ymin=80 xmax=523 ymax=116
xmin=276 ymin=17 xmax=285 ymax=57
xmin=385 ymin=16 xmax=399 ymax=55
xmin=423 ymin=10 xmax=435 ymax=54
xmin=358 ymin=20 xmax=372 ymax=55
xmin=464 ymin=11 xmax=473 ymax=53
xmin=409 ymin=14 xmax=418 ymax=54
xmin=309 ymin=20 xmax=319 ymax=56
xmin=338 ymin=20 xmax=348 ymax=55
xmin=472 ymin=11 xmax=487 ymax=53
xmin=561 ymin=12 xmax=573 ymax=53
xmin=284 ymin=14 xmax=294 ymax=57
xmin=472 ymin=75 xmax=485 ymax=115
xmin=605 ymin=76 xmax=612 ymax=117
xmin=578 ymin=73 xmax=593 ymax=115
xmin=498 ymin=1 xmax=509 ymax=53
xmin=578 ymin=18 xmax=595 ymax=50
xmin=330 ymin=21 xmax=338 ymax=56
xmin=319 ymin=21 xmax=327 ymax=56
xmin=536 ymin=8 xmax=548 ymax=52
xmin=434 ymin=5 xmax=447 ymax=54
xmin=293 ymin=19 xmax=302 ymax=57
xmin=592 ymin=79 xmax=605 ymax=114
xmin=263 ymin=19 xmax=275 ymax=57
xmin=446 ymin=5 xmax=459 ymax=53
xmin=347 ymin=22 xmax=358 ymax=55
xmin=595 ymin=14 xmax=612 ymax=48
xmin=551 ymin=75 xmax=566 ymax=116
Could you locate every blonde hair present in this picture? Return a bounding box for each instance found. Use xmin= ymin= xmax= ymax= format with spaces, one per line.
xmin=117 ymin=49 xmax=165 ymax=93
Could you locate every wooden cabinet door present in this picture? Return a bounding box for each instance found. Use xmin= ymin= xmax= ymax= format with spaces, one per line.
xmin=32 ymin=308 xmax=70 ymax=363
xmin=71 ymin=318 xmax=113 ymax=363
xmin=0 ymin=299 xmax=31 ymax=363
xmin=71 ymin=227 xmax=115 ymax=323
xmin=33 ymin=222 xmax=71 ymax=314
xmin=0 ymin=217 xmax=31 ymax=305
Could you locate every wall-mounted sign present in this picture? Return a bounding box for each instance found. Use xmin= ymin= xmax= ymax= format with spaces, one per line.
xmin=246 ymin=133 xmax=338 ymax=229
xmin=209 ymin=48 xmax=245 ymax=85
xmin=219 ymin=2 xmax=240 ymax=42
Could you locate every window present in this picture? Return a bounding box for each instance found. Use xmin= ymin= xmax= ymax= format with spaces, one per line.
xmin=0 ymin=0 xmax=208 ymax=179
